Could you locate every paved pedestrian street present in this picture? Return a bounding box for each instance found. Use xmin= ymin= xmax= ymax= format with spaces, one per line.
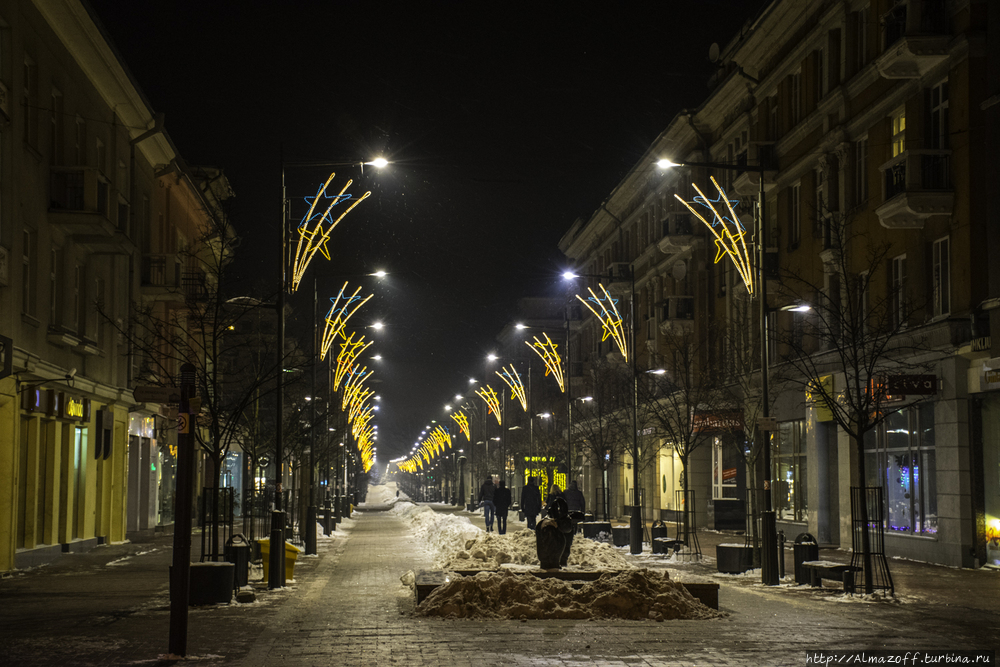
xmin=0 ymin=506 xmax=997 ymax=666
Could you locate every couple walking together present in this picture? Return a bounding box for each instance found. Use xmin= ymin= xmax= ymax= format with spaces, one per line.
xmin=478 ymin=476 xmax=511 ymax=533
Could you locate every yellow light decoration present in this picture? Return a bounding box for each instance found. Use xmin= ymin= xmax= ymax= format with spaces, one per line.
xmin=475 ymin=385 xmax=503 ymax=425
xmin=333 ymin=334 xmax=372 ymax=390
xmin=450 ymin=411 xmax=471 ymax=441
xmin=348 ymin=390 xmax=373 ymax=425
xmin=575 ymin=283 xmax=628 ymax=361
xmin=290 ymin=174 xmax=372 ymax=293
xmin=674 ymin=176 xmax=755 ymax=296
xmin=342 ymin=366 xmax=372 ymax=411
xmin=526 ymin=334 xmax=564 ymax=392
xmin=496 ymin=365 xmax=527 ymax=412
xmin=321 ymin=282 xmax=373 ymax=360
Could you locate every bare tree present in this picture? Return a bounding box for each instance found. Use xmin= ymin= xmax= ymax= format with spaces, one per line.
xmin=640 ymin=324 xmax=726 ymax=542
xmin=774 ymin=216 xmax=934 ymax=593
xmin=105 ymin=179 xmax=292 ymax=559
xmin=572 ymin=360 xmax=634 ymax=520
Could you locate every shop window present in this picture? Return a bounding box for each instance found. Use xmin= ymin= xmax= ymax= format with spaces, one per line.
xmin=775 ymin=420 xmax=807 ymax=522
xmin=712 ymin=437 xmax=739 ymax=501
xmin=864 ymin=404 xmax=938 ymax=536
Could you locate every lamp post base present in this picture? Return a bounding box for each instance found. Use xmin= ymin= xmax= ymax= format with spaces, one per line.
xmin=305 ymin=505 xmax=317 ymax=555
xmin=760 ymin=510 xmax=779 ymax=585
xmin=268 ymin=510 xmax=285 ymax=589
xmin=629 ymin=509 xmax=642 ymax=555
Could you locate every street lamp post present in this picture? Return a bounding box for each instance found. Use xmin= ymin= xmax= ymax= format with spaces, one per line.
xmin=657 ymin=157 xmax=778 ymax=586
xmin=563 ymin=269 xmax=643 ymax=554
xmin=274 ymin=156 xmax=386 ymax=587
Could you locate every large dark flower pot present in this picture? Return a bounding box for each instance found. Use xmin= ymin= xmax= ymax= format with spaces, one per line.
xmin=188 ymin=562 xmax=234 ymax=605
xmin=716 ymin=543 xmax=754 ymax=574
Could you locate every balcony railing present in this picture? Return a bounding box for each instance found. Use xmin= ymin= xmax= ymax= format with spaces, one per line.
xmin=876 ymin=149 xmax=953 ymax=228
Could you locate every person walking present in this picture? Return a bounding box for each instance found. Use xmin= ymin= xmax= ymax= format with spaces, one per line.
xmin=479 ymin=476 xmax=496 ymax=532
xmin=494 ymin=480 xmax=512 ymax=535
xmin=547 ymin=484 xmax=564 ymax=505
xmin=522 ymin=477 xmax=542 ymax=530
xmin=564 ymin=480 xmax=585 ymax=514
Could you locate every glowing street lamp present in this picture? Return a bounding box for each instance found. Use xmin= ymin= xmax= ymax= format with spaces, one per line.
xmin=657 ymin=156 xmax=778 ymax=586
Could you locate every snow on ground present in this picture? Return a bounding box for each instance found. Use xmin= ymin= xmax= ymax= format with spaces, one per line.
xmin=416 ymin=567 xmax=724 ymax=621
xmin=372 ymin=484 xmax=720 ymax=620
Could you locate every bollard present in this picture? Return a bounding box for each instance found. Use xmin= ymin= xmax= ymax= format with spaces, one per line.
xmin=777 ymin=530 xmax=786 ymax=579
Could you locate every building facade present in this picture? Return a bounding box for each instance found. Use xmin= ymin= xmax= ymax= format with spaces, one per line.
xmin=560 ymin=0 xmax=993 ymax=568
xmin=0 ymin=0 xmax=231 ymax=571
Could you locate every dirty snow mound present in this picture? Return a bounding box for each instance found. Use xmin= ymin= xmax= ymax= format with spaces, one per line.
xmin=417 ymin=568 xmax=723 ymax=620
xmin=438 ymin=529 xmax=633 ymax=570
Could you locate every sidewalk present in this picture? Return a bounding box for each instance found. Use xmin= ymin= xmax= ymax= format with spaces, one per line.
xmin=0 ymin=505 xmax=997 ymax=666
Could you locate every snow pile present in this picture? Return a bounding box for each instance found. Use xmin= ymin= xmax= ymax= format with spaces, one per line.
xmin=417 ymin=568 xmax=723 ymax=621
xmin=390 ymin=500 xmax=481 ymax=563
xmin=362 ymin=483 xmax=410 ymax=507
xmin=438 ymin=529 xmax=634 ymax=571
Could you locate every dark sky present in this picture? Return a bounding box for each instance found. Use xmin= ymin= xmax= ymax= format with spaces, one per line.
xmin=88 ymin=0 xmax=762 ymax=463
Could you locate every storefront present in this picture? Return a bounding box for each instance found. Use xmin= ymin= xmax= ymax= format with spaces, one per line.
xmin=13 ymin=387 xmax=126 ymax=569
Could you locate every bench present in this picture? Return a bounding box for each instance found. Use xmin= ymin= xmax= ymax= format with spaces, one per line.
xmin=800 ymin=560 xmax=862 ymax=593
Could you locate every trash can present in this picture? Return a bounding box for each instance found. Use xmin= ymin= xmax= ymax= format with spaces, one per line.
xmin=224 ymin=534 xmax=251 ymax=588
xmin=793 ymin=532 xmax=819 ymax=585
xmin=651 ymin=520 xmax=668 ymax=541
xmin=258 ymin=538 xmax=302 ymax=582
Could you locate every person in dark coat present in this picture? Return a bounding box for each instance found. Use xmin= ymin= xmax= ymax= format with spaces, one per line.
xmin=564 ymin=480 xmax=585 ymax=514
xmin=493 ymin=480 xmax=512 ymax=534
xmin=521 ymin=477 xmax=542 ymax=530
xmin=478 ymin=476 xmax=496 ymax=532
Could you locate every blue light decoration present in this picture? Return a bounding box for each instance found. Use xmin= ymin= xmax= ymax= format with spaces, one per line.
xmin=290 ymin=173 xmax=371 ymax=292
xmin=675 ymin=176 xmax=755 ymax=296
xmin=575 ymin=284 xmax=629 ymax=361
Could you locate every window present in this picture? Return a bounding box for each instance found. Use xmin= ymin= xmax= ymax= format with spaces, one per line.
xmin=814 ymin=48 xmax=826 ymax=103
xmin=96 ymin=138 xmax=106 ymax=174
xmin=769 ymin=96 xmax=778 ymax=140
xmin=775 ymin=421 xmax=807 ymax=522
xmin=790 ymin=70 xmax=802 ymax=125
xmin=73 ymin=263 xmax=84 ymax=336
xmin=21 ymin=230 xmax=35 ymax=316
xmin=852 ymin=7 xmax=869 ymax=73
xmin=789 ymin=183 xmax=801 ymax=249
xmin=891 ymin=254 xmax=907 ymax=329
xmin=929 ymin=80 xmax=949 ymax=150
xmin=858 ymin=270 xmax=870 ymax=336
xmin=74 ymin=116 xmax=86 ymax=166
xmin=932 ymin=236 xmax=950 ymax=318
xmin=864 ymin=404 xmax=937 ymax=535
xmin=891 ymin=109 xmax=906 ymax=156
xmin=117 ymin=159 xmax=130 ymax=233
xmin=94 ymin=276 xmax=106 ymax=348
xmin=50 ymin=88 xmax=63 ymax=165
xmin=854 ymin=137 xmax=868 ymax=206
xmin=815 ymin=167 xmax=826 ymax=216
xmin=23 ymin=56 xmax=38 ymax=148
xmin=49 ymin=247 xmax=59 ymax=324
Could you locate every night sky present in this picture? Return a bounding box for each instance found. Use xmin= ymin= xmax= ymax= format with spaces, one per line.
xmin=88 ymin=1 xmax=763 ymax=462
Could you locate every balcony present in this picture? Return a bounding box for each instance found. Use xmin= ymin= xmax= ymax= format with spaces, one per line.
xmin=875 ymin=2 xmax=950 ymax=79
xmin=657 ymin=213 xmax=700 ymax=258
xmin=49 ymin=167 xmax=130 ymax=252
xmin=732 ymin=143 xmax=779 ymax=196
xmin=659 ymin=296 xmax=695 ymax=333
xmin=875 ymin=150 xmax=953 ymax=229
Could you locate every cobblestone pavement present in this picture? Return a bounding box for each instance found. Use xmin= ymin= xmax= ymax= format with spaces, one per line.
xmin=0 ymin=504 xmax=997 ymax=666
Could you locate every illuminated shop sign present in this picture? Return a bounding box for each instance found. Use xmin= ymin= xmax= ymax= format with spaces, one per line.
xmin=21 ymin=389 xmax=91 ymax=422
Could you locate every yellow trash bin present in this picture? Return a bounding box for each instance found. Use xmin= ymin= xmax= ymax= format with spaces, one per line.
xmin=258 ymin=538 xmax=302 ymax=581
